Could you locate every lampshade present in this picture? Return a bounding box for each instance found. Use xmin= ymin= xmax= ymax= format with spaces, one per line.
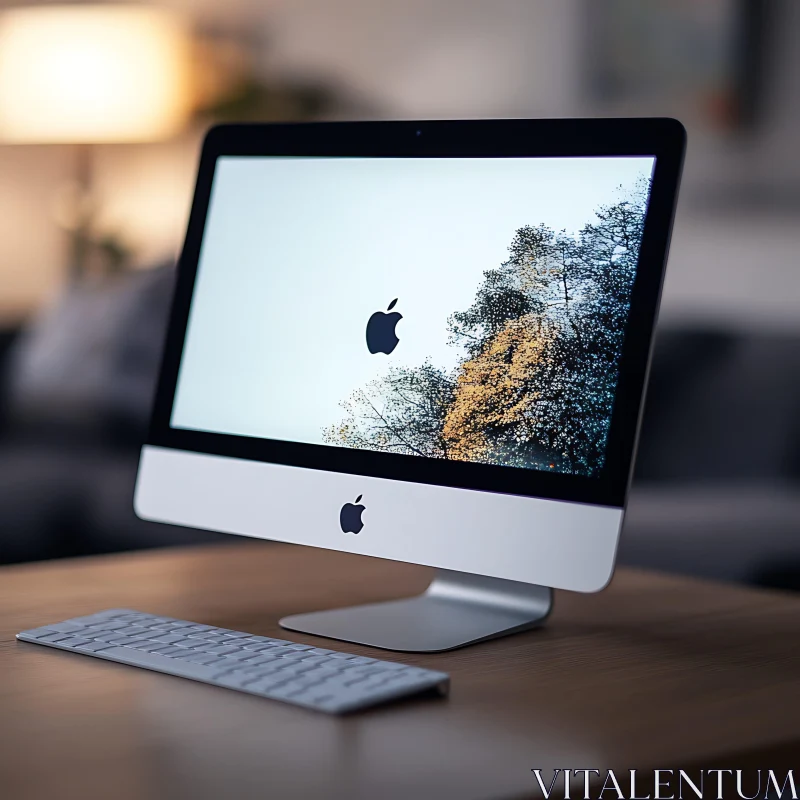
xmin=0 ymin=5 xmax=191 ymax=144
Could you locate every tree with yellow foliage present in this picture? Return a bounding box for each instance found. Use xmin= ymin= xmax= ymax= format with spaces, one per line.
xmin=326 ymin=179 xmax=650 ymax=477
xmin=442 ymin=315 xmax=563 ymax=469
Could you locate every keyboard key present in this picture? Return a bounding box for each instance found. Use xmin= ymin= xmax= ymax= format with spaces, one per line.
xmin=336 ymin=661 xmax=367 ymax=673
xmin=47 ymin=622 xmax=93 ymax=634
xmin=273 ymin=651 xmax=308 ymax=661
xmin=67 ymin=616 xmax=107 ymax=626
xmin=218 ymin=650 xmax=253 ymax=661
xmin=347 ymin=666 xmax=389 ymax=679
xmin=268 ymin=663 xmax=306 ymax=678
xmin=149 ymin=634 xmax=186 ymax=645
xmin=136 ymin=642 xmax=177 ymax=653
xmin=153 ymin=647 xmax=186 ymax=657
xmin=286 ymin=662 xmax=319 ymax=674
xmin=91 ymin=632 xmax=122 ymax=642
xmin=201 ymin=645 xmax=243 ymax=656
xmin=123 ymin=638 xmax=155 ymax=647
xmin=246 ymin=637 xmax=292 ymax=647
xmin=294 ymin=657 xmax=327 ymax=668
xmin=35 ymin=633 xmax=74 ymax=643
xmin=241 ymin=654 xmax=279 ymax=665
xmin=122 ymin=627 xmax=151 ymax=637
xmin=196 ymin=655 xmax=229 ymax=666
xmin=175 ymin=652 xmax=218 ymax=664
xmin=58 ymin=637 xmax=93 ymax=648
xmin=308 ymin=666 xmax=344 ymax=679
xmin=75 ymin=642 xmax=114 ymax=653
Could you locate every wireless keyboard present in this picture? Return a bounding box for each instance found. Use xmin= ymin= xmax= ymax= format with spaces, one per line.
xmin=17 ymin=609 xmax=450 ymax=714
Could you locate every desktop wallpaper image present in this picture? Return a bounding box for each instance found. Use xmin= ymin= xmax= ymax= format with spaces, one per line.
xmin=171 ymin=156 xmax=654 ymax=480
xmin=324 ymin=179 xmax=650 ymax=477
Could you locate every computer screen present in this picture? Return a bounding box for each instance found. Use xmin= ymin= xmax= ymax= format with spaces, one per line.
xmin=171 ymin=155 xmax=655 ymax=479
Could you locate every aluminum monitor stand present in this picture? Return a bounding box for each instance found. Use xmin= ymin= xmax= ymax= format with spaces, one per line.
xmin=280 ymin=569 xmax=553 ymax=653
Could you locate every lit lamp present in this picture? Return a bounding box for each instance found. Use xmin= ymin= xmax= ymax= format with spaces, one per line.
xmin=0 ymin=5 xmax=191 ymax=277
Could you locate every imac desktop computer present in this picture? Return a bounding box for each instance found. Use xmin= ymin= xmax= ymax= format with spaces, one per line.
xmin=135 ymin=119 xmax=685 ymax=652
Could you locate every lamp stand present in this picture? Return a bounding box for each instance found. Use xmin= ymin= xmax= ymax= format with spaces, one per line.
xmin=67 ymin=143 xmax=95 ymax=281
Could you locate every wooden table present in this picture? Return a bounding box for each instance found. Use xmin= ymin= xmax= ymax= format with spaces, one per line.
xmin=1 ymin=542 xmax=799 ymax=800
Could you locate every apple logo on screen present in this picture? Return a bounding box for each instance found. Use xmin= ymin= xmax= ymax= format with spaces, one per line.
xmin=366 ymin=299 xmax=402 ymax=354
xmin=340 ymin=495 xmax=366 ymax=534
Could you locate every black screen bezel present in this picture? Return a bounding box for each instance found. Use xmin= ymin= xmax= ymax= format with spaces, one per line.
xmin=147 ymin=118 xmax=685 ymax=509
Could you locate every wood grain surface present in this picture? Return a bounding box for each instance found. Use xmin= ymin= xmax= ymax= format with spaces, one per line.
xmin=1 ymin=541 xmax=799 ymax=800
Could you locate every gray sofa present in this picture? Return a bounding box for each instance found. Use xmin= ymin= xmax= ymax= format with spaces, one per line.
xmin=621 ymin=328 xmax=800 ymax=588
xmin=0 ymin=266 xmax=228 ymax=563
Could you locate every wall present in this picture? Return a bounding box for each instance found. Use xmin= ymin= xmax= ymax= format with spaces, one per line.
xmin=0 ymin=0 xmax=797 ymax=328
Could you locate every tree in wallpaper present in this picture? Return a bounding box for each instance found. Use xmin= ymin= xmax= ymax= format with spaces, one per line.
xmin=324 ymin=180 xmax=649 ymax=476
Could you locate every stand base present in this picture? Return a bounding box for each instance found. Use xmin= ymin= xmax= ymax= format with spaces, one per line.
xmin=279 ymin=569 xmax=553 ymax=653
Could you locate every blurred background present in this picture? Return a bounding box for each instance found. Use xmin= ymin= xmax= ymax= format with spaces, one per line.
xmin=0 ymin=1 xmax=797 ymax=590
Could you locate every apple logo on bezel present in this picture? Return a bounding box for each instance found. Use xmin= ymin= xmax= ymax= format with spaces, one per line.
xmin=339 ymin=495 xmax=366 ymax=534
xmin=366 ymin=299 xmax=402 ymax=355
